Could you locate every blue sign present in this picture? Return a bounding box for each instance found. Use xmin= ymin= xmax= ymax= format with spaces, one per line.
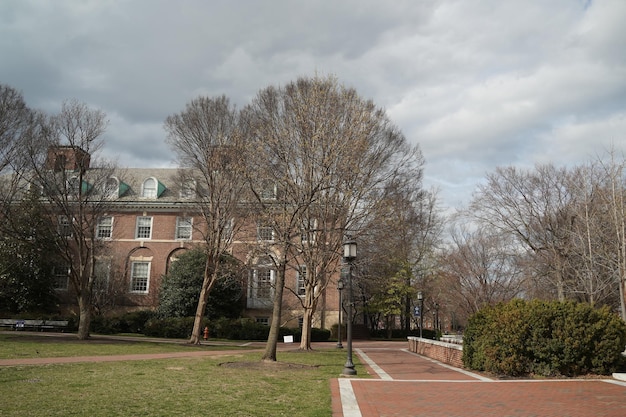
xmin=413 ymin=306 xmax=421 ymax=317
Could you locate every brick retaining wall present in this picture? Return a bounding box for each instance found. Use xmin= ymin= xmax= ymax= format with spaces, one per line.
xmin=407 ymin=336 xmax=464 ymax=368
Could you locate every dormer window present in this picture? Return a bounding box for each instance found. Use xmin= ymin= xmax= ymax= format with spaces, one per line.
xmin=142 ymin=178 xmax=157 ymax=198
xmin=260 ymin=180 xmax=277 ymax=200
xmin=104 ymin=177 xmax=119 ymax=198
xmin=141 ymin=177 xmax=166 ymax=199
xmin=67 ymin=176 xmax=80 ymax=196
xmin=67 ymin=176 xmax=92 ymax=197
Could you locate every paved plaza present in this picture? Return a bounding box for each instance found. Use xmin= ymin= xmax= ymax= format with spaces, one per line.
xmin=332 ymin=342 xmax=626 ymax=417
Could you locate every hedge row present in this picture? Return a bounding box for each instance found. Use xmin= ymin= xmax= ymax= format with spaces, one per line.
xmin=463 ymin=299 xmax=626 ymax=377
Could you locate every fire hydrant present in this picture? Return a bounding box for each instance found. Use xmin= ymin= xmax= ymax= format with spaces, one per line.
xmin=203 ymin=326 xmax=209 ymax=341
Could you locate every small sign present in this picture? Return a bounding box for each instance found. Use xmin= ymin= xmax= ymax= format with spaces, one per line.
xmin=283 ymin=335 xmax=294 ymax=343
xmin=413 ymin=306 xmax=421 ymax=317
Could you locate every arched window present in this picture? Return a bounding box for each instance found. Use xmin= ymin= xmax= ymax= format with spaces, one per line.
xmin=248 ymin=256 xmax=275 ymax=308
xmin=142 ymin=177 xmax=157 ymax=198
xmin=104 ymin=177 xmax=119 ymax=198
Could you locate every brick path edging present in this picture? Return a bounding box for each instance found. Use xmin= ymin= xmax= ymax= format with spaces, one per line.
xmin=407 ymin=336 xmax=463 ymax=368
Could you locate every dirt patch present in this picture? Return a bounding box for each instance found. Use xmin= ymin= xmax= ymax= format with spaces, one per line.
xmin=219 ymin=360 xmax=318 ymax=370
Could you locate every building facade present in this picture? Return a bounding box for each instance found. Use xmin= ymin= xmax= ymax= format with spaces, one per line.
xmin=46 ymin=147 xmax=339 ymax=330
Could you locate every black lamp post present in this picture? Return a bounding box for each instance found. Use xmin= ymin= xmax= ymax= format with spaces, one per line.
xmin=417 ymin=291 xmax=424 ymax=339
xmin=336 ymin=277 xmax=344 ymax=349
xmin=342 ymin=238 xmax=357 ymax=376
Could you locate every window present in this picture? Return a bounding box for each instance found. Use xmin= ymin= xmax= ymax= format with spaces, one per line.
xmin=96 ymin=216 xmax=113 ymax=239
xmin=256 ymin=317 xmax=269 ymax=326
xmin=67 ymin=176 xmax=80 ymax=196
xmin=301 ymin=219 xmax=318 ymax=244
xmin=257 ymin=222 xmax=274 ymax=242
xmin=222 ymin=218 xmax=234 ymax=241
xmin=135 ymin=216 xmax=153 ymax=239
xmin=142 ymin=178 xmax=157 ymax=198
xmin=53 ymin=264 xmax=69 ymax=290
xmin=58 ymin=216 xmax=72 ymax=237
xmin=297 ymin=265 xmax=307 ymax=296
xmin=175 ymin=217 xmax=192 ymax=240
xmin=255 ymin=269 xmax=273 ymax=299
xmin=130 ymin=261 xmax=150 ymax=293
xmin=104 ymin=177 xmax=119 ymax=198
xmin=93 ymin=258 xmax=111 ymax=294
xmin=247 ymin=257 xmax=275 ymax=309
xmin=260 ymin=180 xmax=277 ymax=200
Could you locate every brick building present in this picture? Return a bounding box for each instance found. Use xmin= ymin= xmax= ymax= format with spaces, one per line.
xmin=44 ymin=147 xmax=339 ymax=330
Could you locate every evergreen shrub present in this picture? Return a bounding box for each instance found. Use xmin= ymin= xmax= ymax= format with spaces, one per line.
xmin=462 ymin=299 xmax=626 ymax=377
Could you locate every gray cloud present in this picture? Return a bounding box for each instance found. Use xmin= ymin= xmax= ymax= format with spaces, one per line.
xmin=1 ymin=0 xmax=624 ymax=211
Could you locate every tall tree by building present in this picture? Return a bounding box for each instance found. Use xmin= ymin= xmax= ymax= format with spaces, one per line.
xmin=243 ymin=75 xmax=423 ymax=355
xmin=164 ymin=95 xmax=250 ymax=344
xmin=23 ymin=100 xmax=113 ymax=339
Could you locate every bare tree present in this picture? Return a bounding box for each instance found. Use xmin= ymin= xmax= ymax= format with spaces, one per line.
xmin=0 ymin=85 xmax=34 ymax=174
xmin=164 ymin=95 xmax=250 ymax=344
xmin=243 ymin=75 xmax=421 ymax=356
xmin=594 ymin=150 xmax=626 ymax=320
xmin=470 ymin=164 xmax=577 ymax=301
xmin=0 ymin=85 xmax=39 ymax=218
xmin=359 ymin=175 xmax=442 ymax=333
xmin=441 ymin=225 xmax=527 ymax=317
xmin=24 ymin=99 xmax=112 ymax=339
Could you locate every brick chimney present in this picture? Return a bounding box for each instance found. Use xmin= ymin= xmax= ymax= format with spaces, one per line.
xmin=45 ymin=146 xmax=91 ymax=172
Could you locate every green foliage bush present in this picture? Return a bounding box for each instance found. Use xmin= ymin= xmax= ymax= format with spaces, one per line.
xmin=157 ymin=248 xmax=244 ymax=319
xmin=462 ymin=299 xmax=626 ymax=377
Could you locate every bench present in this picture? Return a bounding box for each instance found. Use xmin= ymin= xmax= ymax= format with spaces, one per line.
xmin=0 ymin=319 xmax=69 ymax=332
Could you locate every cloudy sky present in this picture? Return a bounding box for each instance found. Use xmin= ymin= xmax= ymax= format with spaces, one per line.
xmin=1 ymin=0 xmax=624 ymax=211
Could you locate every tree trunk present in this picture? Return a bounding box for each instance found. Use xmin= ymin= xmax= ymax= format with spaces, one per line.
xmin=299 ymin=306 xmax=315 ymax=350
xmin=189 ymin=264 xmax=217 ymax=344
xmin=77 ymin=293 xmax=91 ymax=340
xmin=262 ymin=265 xmax=286 ymax=362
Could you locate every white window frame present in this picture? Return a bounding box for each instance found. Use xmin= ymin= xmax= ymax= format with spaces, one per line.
xmin=52 ymin=264 xmax=70 ymax=290
xmin=297 ymin=265 xmax=307 ymax=296
xmin=142 ymin=177 xmax=158 ymax=199
xmin=260 ymin=181 xmax=277 ymax=200
xmin=252 ymin=268 xmax=274 ymax=299
xmin=301 ymin=219 xmax=318 ymax=244
xmin=130 ymin=261 xmax=150 ymax=293
xmin=135 ymin=216 xmax=153 ymax=239
xmin=257 ymin=222 xmax=274 ymax=242
xmin=93 ymin=258 xmax=111 ymax=294
xmin=96 ymin=216 xmax=113 ymax=239
xmin=175 ymin=216 xmax=193 ymax=240
xmin=104 ymin=177 xmax=119 ymax=199
xmin=58 ymin=215 xmax=72 ymax=238
xmin=222 ymin=218 xmax=234 ymax=241
xmin=67 ymin=176 xmax=81 ymax=197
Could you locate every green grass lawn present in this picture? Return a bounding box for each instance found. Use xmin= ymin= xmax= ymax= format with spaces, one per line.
xmin=0 ymin=333 xmax=249 ymax=359
xmin=0 ymin=333 xmax=361 ymax=416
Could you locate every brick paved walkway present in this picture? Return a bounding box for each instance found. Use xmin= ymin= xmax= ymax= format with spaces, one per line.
xmin=332 ymin=342 xmax=626 ymax=417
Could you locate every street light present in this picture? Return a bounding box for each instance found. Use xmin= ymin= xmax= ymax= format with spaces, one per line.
xmin=342 ymin=238 xmax=357 ymax=376
xmin=417 ymin=291 xmax=424 ymax=339
xmin=336 ymin=276 xmax=344 ymax=349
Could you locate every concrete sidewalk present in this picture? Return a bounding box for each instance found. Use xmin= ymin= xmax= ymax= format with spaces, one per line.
xmin=332 ymin=342 xmax=626 ymax=417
